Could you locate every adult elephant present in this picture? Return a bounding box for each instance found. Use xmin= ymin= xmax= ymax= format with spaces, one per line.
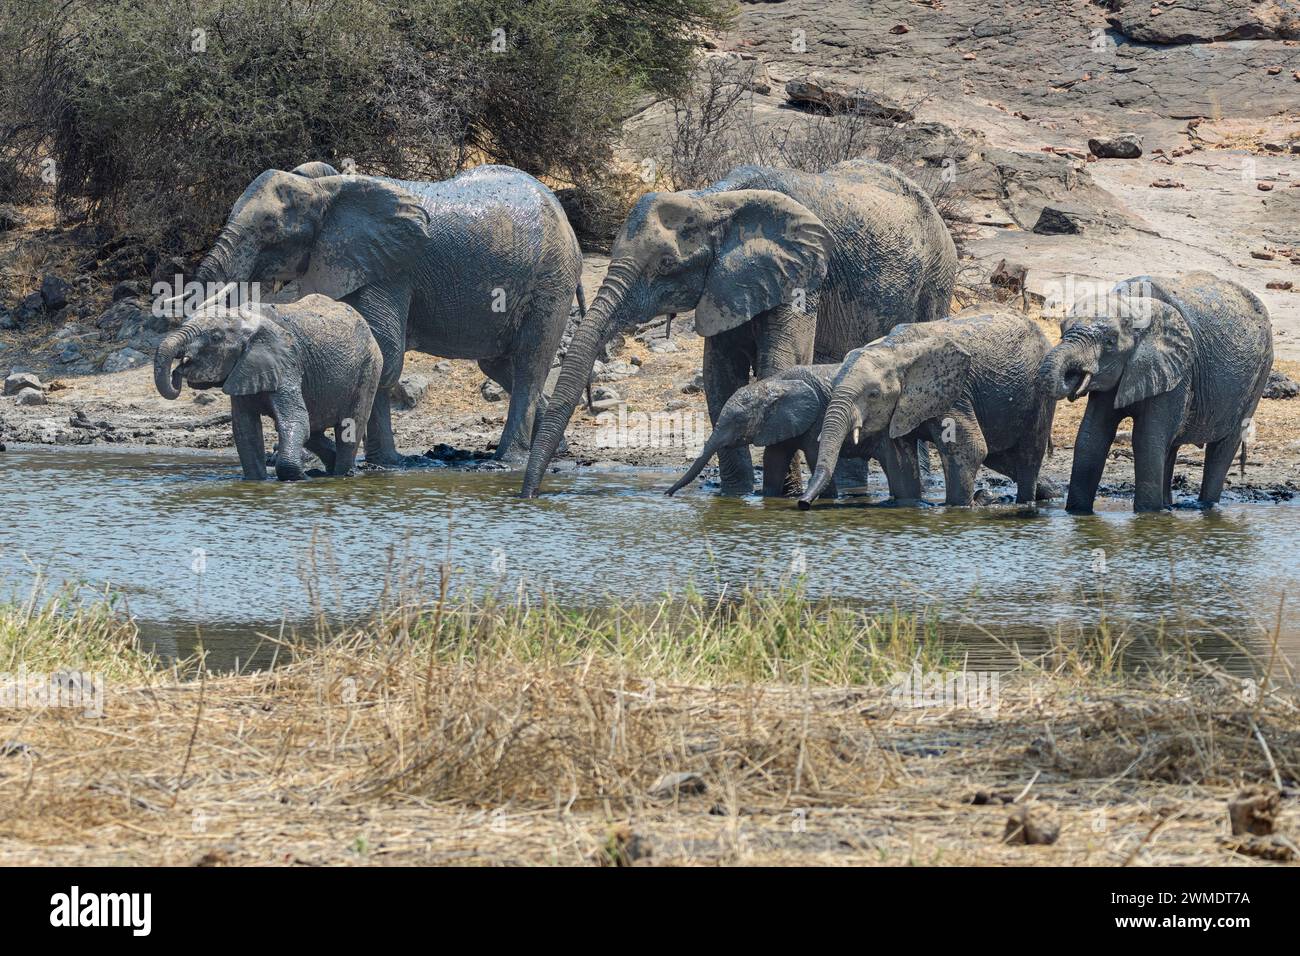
xmin=1038 ymin=273 xmax=1273 ymax=513
xmin=184 ymin=162 xmax=583 ymax=466
xmin=520 ymin=160 xmax=958 ymax=497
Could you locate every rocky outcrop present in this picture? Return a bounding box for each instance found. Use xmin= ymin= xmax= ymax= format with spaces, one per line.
xmin=784 ymin=75 xmax=914 ymax=122
xmin=1103 ymin=0 xmax=1300 ymax=44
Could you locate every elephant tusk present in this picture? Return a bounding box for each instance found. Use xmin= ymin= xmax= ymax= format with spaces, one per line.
xmin=853 ymin=427 xmax=861 ymax=446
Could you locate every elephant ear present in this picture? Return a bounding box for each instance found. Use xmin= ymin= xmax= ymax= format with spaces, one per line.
xmin=290 ymin=161 xmax=341 ymax=178
xmin=224 ymin=315 xmax=299 ymax=396
xmin=1116 ymin=298 xmax=1194 ymax=408
xmin=889 ymin=338 xmax=972 ymax=439
xmin=695 ymin=190 xmax=832 ymax=337
xmin=301 ymin=177 xmax=430 ymax=301
xmin=753 ymin=379 xmax=824 ymax=446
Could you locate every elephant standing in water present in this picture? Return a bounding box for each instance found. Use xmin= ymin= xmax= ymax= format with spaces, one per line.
xmin=521 ymin=160 xmax=958 ymax=497
xmin=154 ymin=295 xmax=381 ymax=480
xmin=1038 ymin=273 xmax=1273 ymax=512
xmin=184 ymin=162 xmax=583 ymax=466
xmin=664 ymin=364 xmax=919 ymax=500
xmin=800 ymin=309 xmax=1056 ymax=508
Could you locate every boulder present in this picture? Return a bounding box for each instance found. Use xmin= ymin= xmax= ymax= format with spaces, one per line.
xmin=1105 ymin=1 xmax=1300 ymax=44
xmin=3 ymin=371 xmax=43 ymax=396
xmin=1032 ymin=203 xmax=1105 ymax=235
xmin=40 ymin=274 xmax=70 ymax=311
xmin=102 ymin=347 xmax=148 ymax=373
xmin=1087 ymin=133 xmax=1143 ymax=159
xmin=111 ymin=280 xmax=143 ymax=302
xmin=15 ymin=386 xmax=46 ymax=406
xmin=480 ymin=378 xmax=506 ymax=402
xmin=16 ymin=292 xmax=44 ymax=324
xmin=702 ymin=50 xmax=773 ymax=95
xmin=784 ymin=75 xmax=914 ymax=122
xmin=394 ymin=374 xmax=430 ymax=409
xmin=1263 ymin=369 xmax=1300 ymax=400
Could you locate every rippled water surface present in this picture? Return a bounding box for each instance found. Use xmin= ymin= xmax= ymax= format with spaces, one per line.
xmin=2 ymin=445 xmax=1297 ymax=671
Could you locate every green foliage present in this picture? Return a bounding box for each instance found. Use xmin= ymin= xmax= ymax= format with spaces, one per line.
xmin=0 ymin=0 xmax=732 ymax=250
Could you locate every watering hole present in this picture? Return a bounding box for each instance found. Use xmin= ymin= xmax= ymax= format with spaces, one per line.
xmin=2 ymin=444 xmax=1298 ymax=673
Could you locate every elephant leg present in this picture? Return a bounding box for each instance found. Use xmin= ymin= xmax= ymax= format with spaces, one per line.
xmin=879 ymin=438 xmax=924 ymax=504
xmin=345 ymin=282 xmax=412 ymax=468
xmin=703 ymin=329 xmax=757 ymax=495
xmin=833 ymin=457 xmax=870 ymax=492
xmin=1066 ymin=396 xmax=1123 ymax=514
xmin=305 ymin=432 xmax=337 ymax=473
xmin=1163 ymin=443 xmax=1180 ymax=508
xmin=477 ymin=356 xmax=524 ymax=461
xmin=1198 ymin=434 xmax=1241 ymax=507
xmin=1132 ymin=413 xmax=1175 ymax=512
xmin=269 ymin=387 xmax=311 ymax=482
xmin=936 ymin=413 xmax=986 ymax=506
xmin=762 ymin=444 xmax=796 ymax=498
xmin=334 ymin=389 xmax=375 ymax=477
xmin=230 ymin=396 xmax=268 ymax=481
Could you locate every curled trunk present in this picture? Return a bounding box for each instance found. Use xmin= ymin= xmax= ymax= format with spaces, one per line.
xmin=521 ymin=260 xmax=637 ymax=497
xmin=154 ymin=325 xmax=199 ymax=399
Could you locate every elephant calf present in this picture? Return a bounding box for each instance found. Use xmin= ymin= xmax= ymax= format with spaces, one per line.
xmin=800 ymin=308 xmax=1056 ymax=508
xmin=665 ymin=364 xmax=920 ymax=499
xmin=1038 ymin=273 xmax=1272 ymax=512
xmin=154 ymin=294 xmax=381 ymax=481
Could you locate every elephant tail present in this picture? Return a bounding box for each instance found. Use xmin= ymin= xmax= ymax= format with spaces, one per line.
xmin=1239 ymin=440 xmax=1247 ymax=480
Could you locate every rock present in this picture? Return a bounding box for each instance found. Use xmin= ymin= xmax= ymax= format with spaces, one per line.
xmin=193 ymin=392 xmax=217 ymax=406
xmin=1105 ymin=1 xmax=1300 ymax=44
xmin=595 ymin=359 xmax=639 ymax=382
xmin=394 ymin=374 xmax=430 ymax=409
xmin=1263 ymin=370 xmax=1300 ymax=399
xmin=648 ymin=337 xmax=679 ymax=353
xmin=0 ymin=307 xmax=14 ymax=331
xmin=591 ymin=384 xmax=621 ymax=404
xmin=480 ymin=378 xmax=506 ymax=402
xmin=784 ymin=74 xmax=914 ymax=122
xmin=1002 ymin=803 xmax=1060 ymax=845
xmin=1087 ymin=133 xmax=1143 ymax=159
xmin=1266 ymin=281 xmax=1294 ymax=291
xmin=14 ymin=386 xmax=46 ymax=406
xmin=40 ymin=274 xmax=70 ymax=311
xmin=679 ymin=372 xmax=705 ymax=395
xmin=1032 ymin=204 xmax=1102 ymax=235
xmin=149 ymin=256 xmax=189 ymax=287
xmin=432 ymin=360 xmax=453 ymax=374
xmin=890 ymin=23 xmax=910 ymax=34
xmin=989 ymin=259 xmax=1028 ymax=294
xmin=648 ymin=771 xmax=707 ymax=799
xmin=0 ymin=204 xmax=25 ymax=232
xmin=111 ymin=281 xmax=143 ymax=302
xmin=1228 ymin=785 xmax=1280 ymax=837
xmin=103 ymin=298 xmax=167 ymax=349
xmin=591 ymin=823 xmax=650 ymax=867
xmin=16 ymin=292 xmax=44 ymax=324
xmin=3 ymin=372 xmax=43 ymax=395
xmin=102 ymin=347 xmax=148 ymax=373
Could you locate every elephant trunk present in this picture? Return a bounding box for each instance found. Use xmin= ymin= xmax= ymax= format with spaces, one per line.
xmin=154 ymin=324 xmax=200 ymax=399
xmin=798 ymin=395 xmax=858 ymax=510
xmin=1038 ymin=336 xmax=1097 ymax=403
xmin=521 ymin=259 xmax=639 ymax=497
xmin=665 ymin=429 xmax=731 ymax=496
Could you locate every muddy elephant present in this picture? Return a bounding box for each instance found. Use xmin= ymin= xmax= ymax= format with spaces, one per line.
xmin=800 ymin=308 xmax=1056 ymax=508
xmin=522 ymin=160 xmax=958 ymax=497
xmin=181 ymin=162 xmax=583 ymax=466
xmin=154 ymin=295 xmax=381 ymax=480
xmin=665 ymin=364 xmax=920 ymax=500
xmin=1038 ymin=273 xmax=1273 ymax=513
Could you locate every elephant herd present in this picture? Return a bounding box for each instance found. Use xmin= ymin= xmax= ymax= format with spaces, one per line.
xmin=153 ymin=159 xmax=1275 ymax=513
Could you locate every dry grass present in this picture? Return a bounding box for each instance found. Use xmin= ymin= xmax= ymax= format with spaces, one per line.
xmin=0 ymin=587 xmax=1297 ymax=866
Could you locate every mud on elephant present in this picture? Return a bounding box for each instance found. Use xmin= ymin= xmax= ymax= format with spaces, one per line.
xmin=522 ymin=161 xmax=958 ymax=498
xmin=800 ymin=308 xmax=1057 ymax=508
xmin=1038 ymin=273 xmax=1273 ymax=513
xmin=178 ymin=162 xmax=583 ymax=467
xmin=154 ymin=295 xmax=381 ymax=481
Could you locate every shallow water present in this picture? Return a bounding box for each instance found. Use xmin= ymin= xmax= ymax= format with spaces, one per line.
xmin=2 ymin=445 xmax=1297 ymax=673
